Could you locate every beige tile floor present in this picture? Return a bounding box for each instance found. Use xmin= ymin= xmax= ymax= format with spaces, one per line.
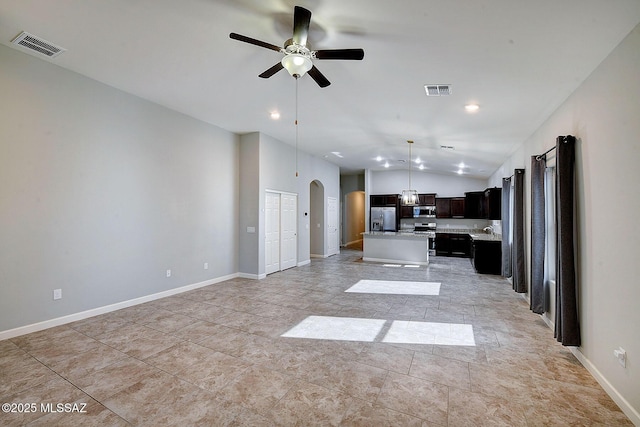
xmin=0 ymin=251 xmax=632 ymax=426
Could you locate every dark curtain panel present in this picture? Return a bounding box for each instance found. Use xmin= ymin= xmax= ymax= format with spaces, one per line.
xmin=555 ymin=135 xmax=581 ymax=346
xmin=512 ymin=169 xmax=526 ymax=293
xmin=530 ymin=156 xmax=546 ymax=313
xmin=501 ymin=177 xmax=512 ymax=277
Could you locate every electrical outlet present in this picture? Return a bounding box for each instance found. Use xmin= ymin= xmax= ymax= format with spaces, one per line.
xmin=204 ymin=262 xmax=209 ymax=270
xmin=166 ymin=269 xmax=171 ymax=278
xmin=53 ymin=289 xmax=62 ymax=300
xmin=614 ymin=347 xmax=627 ymax=368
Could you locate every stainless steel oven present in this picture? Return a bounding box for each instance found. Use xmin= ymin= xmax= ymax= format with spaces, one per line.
xmin=414 ymin=222 xmax=436 ymax=256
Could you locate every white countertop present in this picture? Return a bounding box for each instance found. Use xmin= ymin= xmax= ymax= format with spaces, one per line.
xmin=363 ymin=230 xmax=501 ymax=242
xmin=362 ymin=231 xmax=432 ymax=238
xmin=469 ymin=233 xmax=502 ymax=242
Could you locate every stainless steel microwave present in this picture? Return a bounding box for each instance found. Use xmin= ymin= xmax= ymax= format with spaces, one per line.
xmin=413 ymin=206 xmax=436 ymax=218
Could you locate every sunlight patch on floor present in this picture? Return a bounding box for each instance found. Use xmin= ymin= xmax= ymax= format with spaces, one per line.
xmin=345 ymin=280 xmax=441 ymax=296
xmin=281 ymin=316 xmax=475 ymax=346
xmin=383 ymin=321 xmax=476 ymax=346
xmin=280 ymin=316 xmax=385 ymax=342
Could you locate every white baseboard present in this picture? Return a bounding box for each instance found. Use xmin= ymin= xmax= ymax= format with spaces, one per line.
xmin=362 ymin=256 xmax=428 ymax=266
xmin=537 ymin=313 xmax=639 ymax=425
xmin=238 ymin=272 xmax=265 ymax=280
xmin=570 ymin=347 xmax=640 ymax=426
xmin=310 ymin=253 xmax=328 ymax=258
xmin=540 ymin=312 xmax=555 ymax=330
xmin=0 ymin=273 xmax=238 ymax=341
xmin=345 ymin=239 xmax=363 ymax=246
xmin=297 ymin=259 xmax=310 ymax=267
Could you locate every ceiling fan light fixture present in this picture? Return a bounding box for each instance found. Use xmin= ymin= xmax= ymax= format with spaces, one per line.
xmin=282 ymin=53 xmax=312 ymax=77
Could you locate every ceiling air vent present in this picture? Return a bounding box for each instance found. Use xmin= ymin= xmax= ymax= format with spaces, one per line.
xmin=424 ymin=84 xmax=451 ymax=96
xmin=11 ymin=31 xmax=66 ymax=58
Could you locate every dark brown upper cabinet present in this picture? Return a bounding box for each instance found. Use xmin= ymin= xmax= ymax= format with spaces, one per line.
xmin=451 ymin=197 xmax=465 ymax=218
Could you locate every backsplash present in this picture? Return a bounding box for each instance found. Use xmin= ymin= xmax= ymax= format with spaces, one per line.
xmin=400 ymin=217 xmax=492 ymax=231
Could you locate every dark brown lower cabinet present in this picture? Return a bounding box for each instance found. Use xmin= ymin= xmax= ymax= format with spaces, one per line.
xmin=471 ymin=239 xmax=502 ymax=274
xmin=435 ymin=233 xmax=471 ymax=257
xmin=435 ymin=233 xmax=450 ymax=256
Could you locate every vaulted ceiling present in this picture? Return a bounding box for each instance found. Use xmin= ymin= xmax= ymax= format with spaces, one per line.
xmin=2 ymin=1 xmax=640 ymax=177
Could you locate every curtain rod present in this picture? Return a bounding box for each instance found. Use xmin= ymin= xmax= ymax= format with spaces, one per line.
xmin=535 ymin=146 xmax=556 ymax=160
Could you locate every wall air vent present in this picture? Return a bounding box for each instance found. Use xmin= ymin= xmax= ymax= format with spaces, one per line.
xmin=11 ymin=31 xmax=66 ymax=58
xmin=440 ymin=145 xmax=455 ymax=150
xmin=424 ymin=84 xmax=452 ymax=96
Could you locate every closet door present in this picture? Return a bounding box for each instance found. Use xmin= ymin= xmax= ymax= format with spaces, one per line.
xmin=265 ymin=191 xmax=281 ymax=275
xmin=280 ymin=193 xmax=298 ymax=270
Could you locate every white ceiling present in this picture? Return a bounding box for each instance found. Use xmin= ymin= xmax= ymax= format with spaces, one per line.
xmin=2 ymin=1 xmax=640 ymax=177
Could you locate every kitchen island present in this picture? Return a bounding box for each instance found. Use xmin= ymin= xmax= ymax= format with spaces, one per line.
xmin=469 ymin=233 xmax=502 ymax=274
xmin=362 ymin=232 xmax=430 ymax=265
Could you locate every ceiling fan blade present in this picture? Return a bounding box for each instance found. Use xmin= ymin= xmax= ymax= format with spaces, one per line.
xmin=259 ymin=62 xmax=284 ymax=78
xmin=229 ymin=32 xmax=282 ymax=52
xmin=315 ymin=49 xmax=365 ymax=60
xmin=292 ymin=6 xmax=312 ymax=46
xmin=307 ymin=66 xmax=331 ymax=88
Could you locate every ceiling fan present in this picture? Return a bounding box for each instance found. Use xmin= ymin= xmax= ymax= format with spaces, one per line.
xmin=229 ymin=5 xmax=364 ymax=88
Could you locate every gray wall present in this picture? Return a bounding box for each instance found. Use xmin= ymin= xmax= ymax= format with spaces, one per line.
xmin=370 ymin=169 xmax=488 ymax=196
xmin=0 ymin=45 xmax=239 ymax=331
xmin=0 ymin=43 xmax=341 ymax=331
xmin=237 ymin=132 xmax=340 ymax=276
xmin=238 ymin=133 xmax=260 ymax=276
xmin=341 ymin=174 xmax=365 ymax=195
xmin=489 ymin=24 xmax=640 ymax=422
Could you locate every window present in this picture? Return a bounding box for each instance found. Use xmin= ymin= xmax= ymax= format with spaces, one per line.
xmin=544 ymin=166 xmax=557 ymax=284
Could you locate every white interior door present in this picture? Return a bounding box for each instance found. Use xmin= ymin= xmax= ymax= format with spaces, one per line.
xmin=327 ymin=196 xmax=339 ymax=256
xmin=265 ymin=191 xmax=280 ymax=275
xmin=280 ymin=193 xmax=297 ymax=270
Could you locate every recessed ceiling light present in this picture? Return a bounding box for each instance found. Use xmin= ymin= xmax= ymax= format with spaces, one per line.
xmin=458 ymin=162 xmax=465 ymax=168
xmin=270 ymin=111 xmax=280 ymax=120
xmin=457 ymin=169 xmax=464 ymax=175
xmin=331 ymin=151 xmax=343 ymax=158
xmin=384 ymin=162 xmax=390 ymax=168
xmin=375 ymin=156 xmax=382 ymax=162
xmin=464 ymin=104 xmax=479 ymax=113
xmin=418 ymin=164 xmax=425 ymax=170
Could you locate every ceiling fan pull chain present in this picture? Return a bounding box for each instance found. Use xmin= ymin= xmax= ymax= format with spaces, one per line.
xmin=295 ymin=76 xmax=299 ymax=177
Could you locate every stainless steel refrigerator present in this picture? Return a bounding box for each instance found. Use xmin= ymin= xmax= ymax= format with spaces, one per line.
xmin=370 ymin=207 xmax=397 ymax=232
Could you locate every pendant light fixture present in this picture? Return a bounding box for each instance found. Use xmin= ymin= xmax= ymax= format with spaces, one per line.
xmin=401 ymin=140 xmax=419 ymax=205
